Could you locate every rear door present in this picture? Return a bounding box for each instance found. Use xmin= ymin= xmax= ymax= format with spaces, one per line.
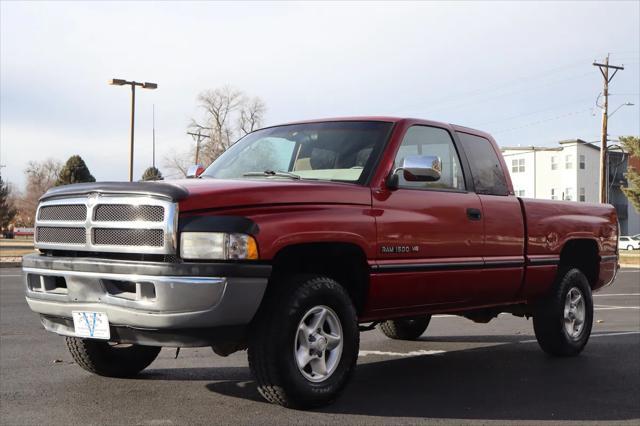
xmin=456 ymin=131 xmax=526 ymax=303
xmin=370 ymin=125 xmax=485 ymax=312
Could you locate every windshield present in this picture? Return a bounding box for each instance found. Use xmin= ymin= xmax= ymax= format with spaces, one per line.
xmin=202 ymin=121 xmax=393 ymax=183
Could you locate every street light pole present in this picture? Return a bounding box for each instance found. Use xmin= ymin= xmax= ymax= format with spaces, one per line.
xmin=109 ymin=79 xmax=158 ymax=182
xmin=129 ymin=83 xmax=136 ymax=182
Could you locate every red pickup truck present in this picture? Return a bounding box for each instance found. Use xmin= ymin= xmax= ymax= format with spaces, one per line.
xmin=24 ymin=117 xmax=619 ymax=408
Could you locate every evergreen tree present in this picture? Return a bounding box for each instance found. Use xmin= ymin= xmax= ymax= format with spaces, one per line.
xmin=55 ymin=155 xmax=96 ymax=186
xmin=620 ymin=136 xmax=640 ymax=213
xmin=142 ymin=166 xmax=163 ymax=181
xmin=0 ymin=176 xmax=17 ymax=229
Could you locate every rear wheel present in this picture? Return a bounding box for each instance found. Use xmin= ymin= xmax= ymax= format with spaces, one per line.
xmin=65 ymin=337 xmax=161 ymax=377
xmin=248 ymin=275 xmax=359 ymax=408
xmin=627 ymin=245 xmax=634 ymax=251
xmin=378 ymin=315 xmax=431 ymax=340
xmin=533 ymin=268 xmax=593 ymax=357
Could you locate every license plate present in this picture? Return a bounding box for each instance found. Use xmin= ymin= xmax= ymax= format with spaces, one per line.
xmin=72 ymin=311 xmax=110 ymax=340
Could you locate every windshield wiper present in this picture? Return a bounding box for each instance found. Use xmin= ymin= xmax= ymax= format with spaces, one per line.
xmin=242 ymin=170 xmax=301 ymax=180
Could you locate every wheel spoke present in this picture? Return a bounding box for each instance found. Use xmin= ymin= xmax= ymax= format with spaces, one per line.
xmin=298 ymin=323 xmax=312 ymax=342
xmin=310 ymin=355 xmax=328 ymax=376
xmin=296 ymin=347 xmax=312 ymax=368
xmin=310 ymin=308 xmax=328 ymax=331
xmin=324 ymin=332 xmax=341 ymax=350
xmin=572 ymin=292 xmax=582 ymax=305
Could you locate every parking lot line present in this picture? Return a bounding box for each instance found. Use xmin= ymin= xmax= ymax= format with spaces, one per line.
xmin=359 ymin=349 xmax=446 ymax=357
xmin=520 ymin=331 xmax=640 ymax=343
xmin=594 ymin=293 xmax=640 ymax=297
xmin=594 ymin=305 xmax=640 ymax=310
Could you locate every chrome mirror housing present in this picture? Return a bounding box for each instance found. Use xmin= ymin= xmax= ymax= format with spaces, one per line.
xmin=386 ymin=155 xmax=442 ymax=190
xmin=399 ymin=155 xmax=442 ymax=182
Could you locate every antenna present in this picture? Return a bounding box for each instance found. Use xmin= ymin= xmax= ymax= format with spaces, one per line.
xmin=152 ymin=104 xmax=156 ymax=169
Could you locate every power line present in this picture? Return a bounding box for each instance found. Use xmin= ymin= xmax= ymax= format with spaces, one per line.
xmin=400 ymin=71 xmax=593 ymax=116
xmin=389 ymin=58 xmax=596 ymax=115
xmin=474 ymin=97 xmax=593 ymax=127
xmin=491 ymin=107 xmax=593 ymax=135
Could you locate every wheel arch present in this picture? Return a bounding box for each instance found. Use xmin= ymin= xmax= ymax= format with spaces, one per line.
xmin=559 ymin=238 xmax=600 ymax=288
xmin=267 ymin=242 xmax=370 ymax=315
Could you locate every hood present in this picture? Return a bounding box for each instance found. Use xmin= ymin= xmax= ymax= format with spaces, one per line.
xmin=176 ymin=178 xmax=371 ymax=212
xmin=40 ymin=179 xmax=372 ymax=213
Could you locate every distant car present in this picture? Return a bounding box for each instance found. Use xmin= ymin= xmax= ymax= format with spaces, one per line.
xmin=632 ymin=234 xmax=640 ymax=241
xmin=619 ymin=236 xmax=640 ymax=251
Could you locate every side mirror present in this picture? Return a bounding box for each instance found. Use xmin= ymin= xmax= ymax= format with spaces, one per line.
xmin=186 ymin=164 xmax=205 ymax=178
xmin=386 ymin=155 xmax=442 ymax=190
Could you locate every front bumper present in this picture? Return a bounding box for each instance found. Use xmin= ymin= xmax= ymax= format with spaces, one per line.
xmin=22 ymin=254 xmax=271 ymax=346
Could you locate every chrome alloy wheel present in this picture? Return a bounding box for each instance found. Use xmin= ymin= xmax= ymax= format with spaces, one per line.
xmin=564 ymin=287 xmax=586 ymax=339
xmin=294 ymin=305 xmax=343 ymax=383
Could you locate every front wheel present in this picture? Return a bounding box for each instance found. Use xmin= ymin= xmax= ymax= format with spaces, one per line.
xmin=65 ymin=337 xmax=161 ymax=377
xmin=627 ymin=245 xmax=634 ymax=251
xmin=533 ymin=268 xmax=593 ymax=357
xmin=248 ymin=275 xmax=359 ymax=408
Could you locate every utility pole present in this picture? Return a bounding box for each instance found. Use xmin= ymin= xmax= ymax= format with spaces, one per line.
xmin=593 ymin=55 xmax=624 ymax=203
xmin=187 ymin=129 xmax=211 ymax=165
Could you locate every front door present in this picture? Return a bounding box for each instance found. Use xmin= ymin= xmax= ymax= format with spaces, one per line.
xmin=370 ymin=125 xmax=484 ymax=313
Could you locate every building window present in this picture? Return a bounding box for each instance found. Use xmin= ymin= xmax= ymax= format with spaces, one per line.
xmin=565 ymin=155 xmax=573 ymax=169
xmin=551 ymin=156 xmax=558 ymax=170
xmin=579 ymin=187 xmax=585 ymax=202
xmin=551 ymin=188 xmax=557 ymax=200
xmin=511 ymin=158 xmax=525 ymax=173
xmin=579 ymin=155 xmax=585 ymax=170
xmin=565 ymin=187 xmax=573 ymax=201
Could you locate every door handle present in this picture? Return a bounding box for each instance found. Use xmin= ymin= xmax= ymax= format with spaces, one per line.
xmin=467 ymin=208 xmax=482 ymax=221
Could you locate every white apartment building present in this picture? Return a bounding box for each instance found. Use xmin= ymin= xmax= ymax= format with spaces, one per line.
xmin=501 ymin=139 xmax=599 ymax=202
xmin=501 ymin=139 xmax=640 ymax=235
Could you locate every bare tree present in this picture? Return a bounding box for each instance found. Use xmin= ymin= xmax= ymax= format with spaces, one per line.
xmin=239 ymin=97 xmax=266 ymax=136
xmin=16 ymin=159 xmax=62 ymax=225
xmin=163 ymin=148 xmax=194 ymax=179
xmin=164 ymin=86 xmax=266 ymax=177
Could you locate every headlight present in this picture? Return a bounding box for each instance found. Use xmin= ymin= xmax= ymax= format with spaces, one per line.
xmin=180 ymin=232 xmax=259 ymax=260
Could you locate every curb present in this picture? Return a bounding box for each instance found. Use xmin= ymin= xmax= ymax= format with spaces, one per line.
xmin=0 ymin=262 xmax=22 ymax=268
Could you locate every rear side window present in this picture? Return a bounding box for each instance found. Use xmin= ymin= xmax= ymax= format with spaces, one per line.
xmin=456 ymin=132 xmax=509 ymax=196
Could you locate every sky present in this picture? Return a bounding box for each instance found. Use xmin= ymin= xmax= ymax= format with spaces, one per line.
xmin=1 ymin=1 xmax=639 ymax=188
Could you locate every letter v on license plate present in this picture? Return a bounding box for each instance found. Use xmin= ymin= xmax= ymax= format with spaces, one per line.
xmin=71 ymin=311 xmax=110 ymax=340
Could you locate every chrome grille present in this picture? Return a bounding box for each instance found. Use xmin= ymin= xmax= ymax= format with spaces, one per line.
xmin=94 ymin=204 xmax=164 ymax=222
xmin=36 ymin=227 xmax=85 ymax=244
xmin=38 ymin=205 xmax=87 ymax=221
xmin=93 ymin=228 xmax=164 ymax=247
xmin=34 ymin=195 xmax=177 ymax=255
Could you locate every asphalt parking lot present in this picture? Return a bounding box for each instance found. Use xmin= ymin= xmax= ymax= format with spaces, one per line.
xmin=1 ymin=267 xmax=639 ymax=425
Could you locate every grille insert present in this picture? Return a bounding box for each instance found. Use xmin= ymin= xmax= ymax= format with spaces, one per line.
xmin=93 ymin=228 xmax=164 ymax=247
xmin=37 ymin=227 xmax=86 ymax=244
xmin=94 ymin=204 xmax=164 ymax=222
xmin=38 ymin=205 xmax=87 ymax=221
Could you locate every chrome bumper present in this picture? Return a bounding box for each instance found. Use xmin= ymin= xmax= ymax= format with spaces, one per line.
xmin=22 ymin=254 xmax=271 ymax=345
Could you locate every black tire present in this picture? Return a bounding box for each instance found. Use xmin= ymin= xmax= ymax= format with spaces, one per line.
xmin=248 ymin=275 xmax=359 ymax=409
xmin=533 ymin=268 xmax=593 ymax=357
xmin=378 ymin=315 xmax=431 ymax=340
xmin=65 ymin=337 xmax=161 ymax=378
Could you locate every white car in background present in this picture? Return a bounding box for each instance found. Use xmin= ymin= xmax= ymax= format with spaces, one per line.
xmin=619 ymin=236 xmax=640 ymax=251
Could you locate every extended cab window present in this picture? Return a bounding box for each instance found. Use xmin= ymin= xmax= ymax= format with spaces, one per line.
xmin=393 ymin=126 xmax=465 ymax=191
xmin=456 ymin=132 xmax=509 ymax=196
